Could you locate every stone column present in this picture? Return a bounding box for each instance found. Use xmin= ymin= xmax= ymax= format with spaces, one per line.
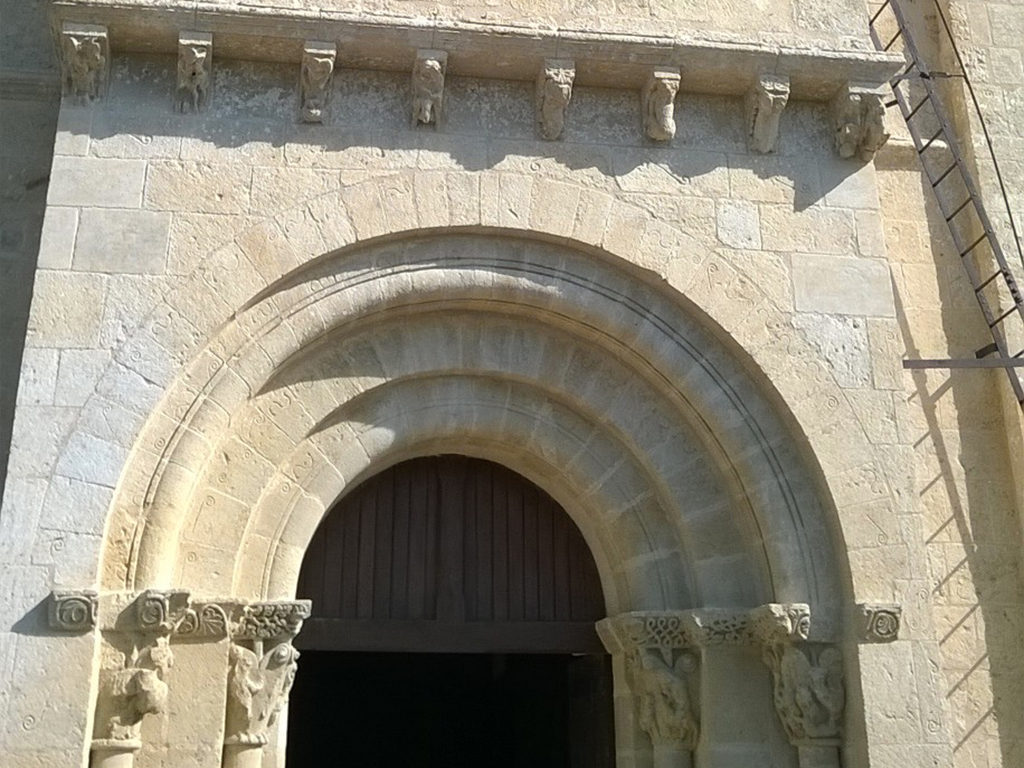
xmin=598 ymin=613 xmax=700 ymax=768
xmin=222 ymin=601 xmax=311 ymax=768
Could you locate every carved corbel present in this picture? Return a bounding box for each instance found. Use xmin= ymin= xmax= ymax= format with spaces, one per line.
xmin=60 ymin=23 xmax=109 ymax=104
xmin=598 ymin=613 xmax=699 ymax=766
xmin=746 ymin=73 xmax=790 ymax=153
xmin=177 ymin=32 xmax=213 ymax=113
xmin=830 ymin=82 xmax=890 ymax=162
xmin=536 ymin=59 xmax=575 ymax=141
xmin=412 ymin=50 xmax=447 ymax=127
xmin=222 ymin=601 xmax=311 ymax=768
xmin=642 ymin=68 xmax=681 ymax=142
xmin=90 ymin=590 xmax=190 ymax=768
xmin=300 ymin=41 xmax=336 ymax=123
xmin=751 ymin=604 xmax=844 ymax=768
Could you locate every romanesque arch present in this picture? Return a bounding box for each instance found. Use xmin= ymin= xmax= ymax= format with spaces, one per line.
xmin=40 ymin=170 xmax=906 ymax=768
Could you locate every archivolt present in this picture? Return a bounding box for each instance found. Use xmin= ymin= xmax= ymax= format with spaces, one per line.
xmin=98 ymin=231 xmax=847 ymax=636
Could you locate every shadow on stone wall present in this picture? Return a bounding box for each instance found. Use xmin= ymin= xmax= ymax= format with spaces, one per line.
xmin=892 ymin=157 xmax=1024 ymax=767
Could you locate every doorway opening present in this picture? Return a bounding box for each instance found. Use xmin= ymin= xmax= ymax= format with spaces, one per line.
xmin=286 ymin=651 xmax=613 ymax=768
xmin=287 ymin=456 xmax=614 ymax=767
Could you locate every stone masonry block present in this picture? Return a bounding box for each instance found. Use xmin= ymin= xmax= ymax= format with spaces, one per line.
xmin=73 ymin=208 xmax=170 ymax=274
xmin=792 ymin=254 xmax=895 ymax=317
xmin=145 ymin=160 xmax=251 ymax=214
xmin=15 ymin=349 xmax=59 ymax=406
xmin=47 ymin=156 xmax=145 ymax=208
xmin=35 ymin=207 xmax=78 ymax=271
xmin=716 ymin=199 xmax=761 ymax=250
xmin=25 ymin=272 xmax=106 ymax=348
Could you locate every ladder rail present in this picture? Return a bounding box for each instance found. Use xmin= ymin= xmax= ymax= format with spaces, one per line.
xmin=868 ymin=0 xmax=1024 ymax=404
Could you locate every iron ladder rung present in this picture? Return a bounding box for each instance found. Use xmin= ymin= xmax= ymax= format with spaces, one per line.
xmin=931 ymin=163 xmax=958 ymax=188
xmin=905 ymin=96 xmax=931 ymax=121
xmin=960 ymin=234 xmax=987 ymax=259
xmin=919 ymin=127 xmax=945 ymax=153
xmin=869 ymin=0 xmax=891 ymax=25
xmin=989 ymin=305 xmax=1017 ymax=328
xmin=946 ymin=197 xmax=973 ymax=222
xmin=977 ymin=270 xmax=1005 ymax=292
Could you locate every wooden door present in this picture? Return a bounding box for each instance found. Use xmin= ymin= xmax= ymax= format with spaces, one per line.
xmin=295 ymin=455 xmax=607 ymax=653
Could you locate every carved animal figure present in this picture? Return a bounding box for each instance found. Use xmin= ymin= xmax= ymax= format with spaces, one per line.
xmin=225 ymin=641 xmax=300 ymax=745
xmin=412 ymin=58 xmax=445 ymax=126
xmin=774 ymin=645 xmax=845 ymax=741
xmin=537 ymin=69 xmax=573 ymax=140
xmin=833 ymin=91 xmax=889 ymax=162
xmin=64 ymin=35 xmax=105 ymax=102
xmin=177 ymin=45 xmax=210 ymax=113
xmin=301 ymin=55 xmax=334 ymax=122
xmin=106 ymin=637 xmax=173 ymax=740
xmin=643 ymin=76 xmax=679 ymax=142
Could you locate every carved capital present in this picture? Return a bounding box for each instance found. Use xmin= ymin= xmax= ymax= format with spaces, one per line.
xmin=224 ymin=638 xmax=301 ymax=747
xmin=60 ymin=23 xmax=109 ymax=104
xmin=857 ymin=603 xmax=901 ymax=643
xmin=642 ymin=68 xmax=680 ymax=142
xmin=49 ymin=589 xmax=98 ymax=631
xmin=94 ymin=634 xmax=175 ymax=747
xmin=412 ymin=50 xmax=447 ymax=127
xmin=300 ymin=41 xmax=336 ymax=123
xmin=831 ymin=82 xmax=889 ymax=162
xmin=177 ymin=32 xmax=213 ymax=113
xmin=746 ymin=73 xmax=790 ymax=153
xmin=536 ymin=59 xmax=575 ymax=141
xmin=598 ymin=612 xmax=699 ymax=751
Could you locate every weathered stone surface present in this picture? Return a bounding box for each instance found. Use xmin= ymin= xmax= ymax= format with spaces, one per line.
xmin=48 ymin=156 xmax=145 ymax=208
xmin=792 ymin=254 xmax=896 ymax=317
xmin=73 ymin=208 xmax=170 ymax=274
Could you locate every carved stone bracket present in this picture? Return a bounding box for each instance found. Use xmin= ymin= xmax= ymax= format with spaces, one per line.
xmin=412 ymin=50 xmax=447 ymax=127
xmin=746 ymin=73 xmax=790 ymax=153
xmin=642 ymin=68 xmax=681 ymax=142
xmin=223 ymin=601 xmax=311 ymax=765
xmin=831 ymin=82 xmax=890 ymax=162
xmin=60 ymin=23 xmax=109 ymax=104
xmin=49 ymin=589 xmax=98 ymax=631
xmin=856 ymin=603 xmax=901 ymax=643
xmin=300 ymin=41 xmax=336 ymax=123
xmin=536 ymin=59 xmax=575 ymax=141
xmin=177 ymin=32 xmax=213 ymax=113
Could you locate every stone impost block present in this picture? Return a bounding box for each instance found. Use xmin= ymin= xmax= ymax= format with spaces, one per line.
xmin=73 ymin=209 xmax=171 ymax=274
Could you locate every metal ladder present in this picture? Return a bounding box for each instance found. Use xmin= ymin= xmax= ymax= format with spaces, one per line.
xmin=868 ymin=0 xmax=1024 ymax=405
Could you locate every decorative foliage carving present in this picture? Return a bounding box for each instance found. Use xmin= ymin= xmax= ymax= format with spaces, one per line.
xmin=300 ymin=42 xmax=336 ymax=123
xmin=688 ymin=608 xmax=755 ymax=644
xmin=60 ymin=23 xmax=109 ymax=104
xmin=175 ymin=603 xmax=229 ymax=637
xmin=627 ymin=647 xmax=699 ymax=750
xmin=536 ymin=60 xmax=575 ymax=141
xmin=231 ymin=600 xmax=311 ymax=640
xmin=412 ymin=50 xmax=447 ymax=127
xmin=746 ymin=73 xmax=790 ymax=153
xmin=831 ymin=82 xmax=889 ymax=161
xmin=49 ymin=590 xmax=98 ymax=631
xmin=177 ymin=32 xmax=213 ymax=113
xmin=642 ymin=68 xmax=680 ymax=142
xmin=224 ymin=639 xmax=301 ymax=746
xmin=857 ymin=603 xmax=901 ymax=643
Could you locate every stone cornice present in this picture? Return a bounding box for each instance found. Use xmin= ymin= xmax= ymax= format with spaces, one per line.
xmin=51 ymin=0 xmax=902 ymax=100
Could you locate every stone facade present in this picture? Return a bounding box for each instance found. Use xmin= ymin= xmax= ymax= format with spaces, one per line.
xmin=0 ymin=1 xmax=1023 ymax=767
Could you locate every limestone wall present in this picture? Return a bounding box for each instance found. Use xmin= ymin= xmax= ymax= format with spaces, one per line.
xmin=2 ymin=1 xmax=1024 ymax=767
xmin=869 ymin=2 xmax=1024 ymax=767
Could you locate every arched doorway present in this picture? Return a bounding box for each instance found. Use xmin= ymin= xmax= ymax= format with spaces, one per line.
xmin=287 ymin=455 xmax=614 ymax=768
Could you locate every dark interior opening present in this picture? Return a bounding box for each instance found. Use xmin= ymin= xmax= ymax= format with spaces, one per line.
xmin=286 ymin=651 xmax=614 ymax=768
